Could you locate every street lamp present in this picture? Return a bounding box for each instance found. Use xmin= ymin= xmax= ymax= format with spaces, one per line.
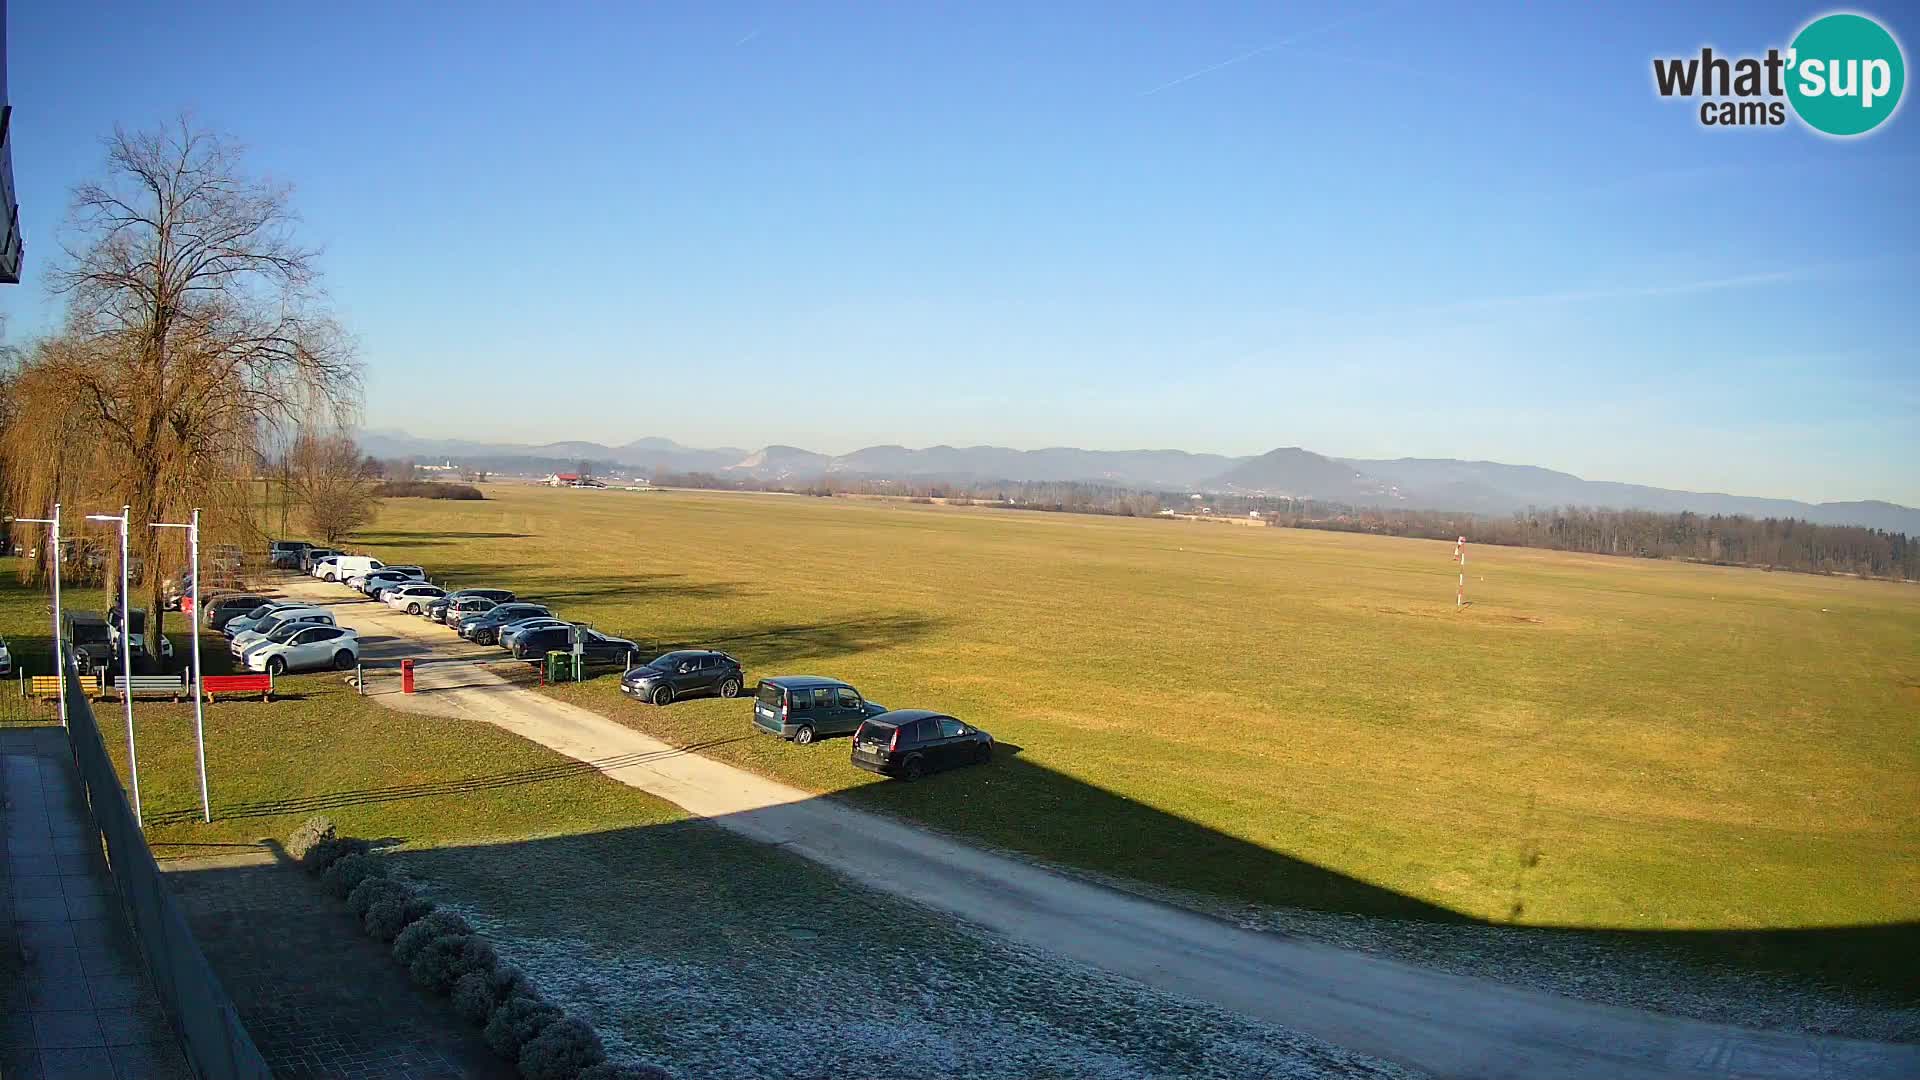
xmin=153 ymin=508 xmax=210 ymax=823
xmin=8 ymin=504 xmax=67 ymax=727
xmin=87 ymin=505 xmax=141 ymax=825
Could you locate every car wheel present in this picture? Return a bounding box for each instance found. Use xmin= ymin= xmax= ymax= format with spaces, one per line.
xmin=719 ymin=677 xmax=741 ymax=698
xmin=651 ymin=684 xmax=673 ymax=706
xmin=902 ymin=755 xmax=927 ymax=781
xmin=267 ymin=655 xmax=288 ymax=676
xmin=324 ymin=573 xmax=336 ymax=582
xmin=793 ymin=725 xmax=816 ymax=746
xmin=407 ymin=603 xmax=421 ymax=615
xmin=974 ymin=742 xmax=993 ymax=765
xmin=333 ymin=650 xmax=355 ymax=671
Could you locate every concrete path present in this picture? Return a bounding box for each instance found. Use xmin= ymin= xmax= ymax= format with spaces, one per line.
xmin=2 ymin=724 xmax=194 ymax=1080
xmin=280 ymin=575 xmax=1920 ymax=1080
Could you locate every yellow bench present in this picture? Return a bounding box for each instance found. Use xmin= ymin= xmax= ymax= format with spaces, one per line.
xmin=28 ymin=674 xmax=104 ymax=698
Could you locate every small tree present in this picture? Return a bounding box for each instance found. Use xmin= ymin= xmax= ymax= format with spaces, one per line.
xmin=287 ymin=431 xmax=382 ymax=545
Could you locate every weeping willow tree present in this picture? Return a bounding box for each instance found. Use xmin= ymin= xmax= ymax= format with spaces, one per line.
xmin=0 ymin=117 xmax=359 ymax=659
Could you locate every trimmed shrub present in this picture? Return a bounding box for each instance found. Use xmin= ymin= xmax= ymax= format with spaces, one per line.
xmin=346 ymin=875 xmax=410 ymax=917
xmin=303 ymin=834 xmax=370 ymax=876
xmin=452 ymin=965 xmax=534 ymax=1026
xmin=484 ymin=994 xmax=562 ymax=1061
xmin=519 ymin=1016 xmax=606 ymax=1080
xmin=578 ymin=1064 xmax=673 ymax=1080
xmin=365 ymin=893 xmax=437 ymax=942
xmin=321 ymin=851 xmax=389 ymax=899
xmin=392 ymin=911 xmax=475 ymax=966
xmin=409 ymin=933 xmax=497 ymax=994
xmin=286 ymin=815 xmax=337 ymax=867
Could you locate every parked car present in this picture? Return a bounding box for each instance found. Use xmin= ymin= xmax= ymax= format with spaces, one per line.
xmin=222 ymin=601 xmax=306 ymax=640
xmin=230 ymin=608 xmax=335 ymax=658
xmin=317 ymin=555 xmax=383 ymax=583
xmin=751 ymin=676 xmax=887 ymax=743
xmin=354 ymin=567 xmax=413 ymax=595
xmin=166 ymin=569 xmax=246 ymax=610
xmin=354 ymin=566 xmax=426 ymax=594
xmin=62 ymin=611 xmax=115 ymax=671
xmin=269 ymin=540 xmax=313 ymax=569
xmin=245 ymin=625 xmax=360 ymax=675
xmin=200 ymin=592 xmax=272 ymax=631
xmin=0 ymin=632 xmax=11 ymax=677
xmin=509 ymin=624 xmax=637 ymax=663
xmin=620 ymin=650 xmax=746 ymax=706
xmin=447 ymin=587 xmax=516 ymax=605
xmin=498 ymin=617 xmax=572 ymax=650
xmin=299 ymin=548 xmax=338 ymax=573
xmin=437 ymin=595 xmax=498 ymax=627
xmin=107 ymin=608 xmax=174 ymax=663
xmin=850 ymin=710 xmax=994 ymax=780
xmin=383 ymin=583 xmax=447 ymax=615
xmin=459 ymin=603 xmax=553 ymax=645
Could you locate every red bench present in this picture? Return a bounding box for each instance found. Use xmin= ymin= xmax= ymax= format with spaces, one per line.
xmin=202 ymin=673 xmax=274 ymax=702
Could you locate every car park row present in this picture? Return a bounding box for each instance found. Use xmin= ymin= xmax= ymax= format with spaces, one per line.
xmin=277 ymin=537 xmax=996 ymax=781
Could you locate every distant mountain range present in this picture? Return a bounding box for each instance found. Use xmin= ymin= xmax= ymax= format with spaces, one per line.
xmin=356 ymin=429 xmax=1920 ymax=534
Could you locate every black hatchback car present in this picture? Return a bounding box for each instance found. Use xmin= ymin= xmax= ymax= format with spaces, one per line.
xmin=459 ymin=603 xmax=552 ymax=644
xmin=620 ymin=650 xmax=744 ymax=705
xmin=509 ymin=624 xmax=637 ymax=663
xmin=851 ymin=710 xmax=993 ymax=780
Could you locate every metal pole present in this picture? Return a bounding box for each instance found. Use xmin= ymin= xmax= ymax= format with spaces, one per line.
xmin=155 ymin=511 xmax=211 ymax=821
xmin=52 ymin=505 xmax=65 ymax=726
xmin=89 ymin=507 xmax=140 ymax=824
xmin=14 ymin=508 xmax=69 ymax=725
xmin=120 ymin=506 xmax=138 ymax=823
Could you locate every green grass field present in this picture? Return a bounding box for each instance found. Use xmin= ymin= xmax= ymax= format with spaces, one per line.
xmin=344 ymin=485 xmax=1918 ymax=995
xmin=6 ymin=485 xmax=1917 ymax=1000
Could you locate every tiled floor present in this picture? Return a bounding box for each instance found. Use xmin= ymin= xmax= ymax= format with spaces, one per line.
xmin=1 ymin=725 xmax=194 ymax=1080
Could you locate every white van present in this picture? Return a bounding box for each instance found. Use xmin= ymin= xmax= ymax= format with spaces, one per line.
xmin=316 ymin=555 xmax=383 ymax=583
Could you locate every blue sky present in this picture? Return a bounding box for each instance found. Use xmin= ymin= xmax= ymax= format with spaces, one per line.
xmin=3 ymin=1 xmax=1915 ymax=504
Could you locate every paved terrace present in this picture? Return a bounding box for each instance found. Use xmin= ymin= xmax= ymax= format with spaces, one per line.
xmin=1 ymin=723 xmax=193 ymax=1080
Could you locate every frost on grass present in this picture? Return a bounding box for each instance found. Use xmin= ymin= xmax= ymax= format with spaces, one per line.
xmin=424 ymin=894 xmax=1417 ymax=1080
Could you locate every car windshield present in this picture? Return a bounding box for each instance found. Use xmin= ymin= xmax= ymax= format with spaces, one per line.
xmin=755 ymin=683 xmax=782 ymax=706
xmin=265 ymin=623 xmax=308 ymax=643
xmin=646 ymin=653 xmax=687 ymax=669
xmin=72 ymin=625 xmax=110 ymax=645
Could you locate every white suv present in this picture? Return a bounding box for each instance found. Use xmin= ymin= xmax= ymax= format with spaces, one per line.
xmin=246 ymin=625 xmax=360 ymax=675
xmin=384 ymin=583 xmax=447 ymax=615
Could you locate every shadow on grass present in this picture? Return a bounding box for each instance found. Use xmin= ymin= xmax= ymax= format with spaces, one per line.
xmin=142 ymin=736 xmax=758 ymax=827
xmin=348 ymin=530 xmax=534 ymax=546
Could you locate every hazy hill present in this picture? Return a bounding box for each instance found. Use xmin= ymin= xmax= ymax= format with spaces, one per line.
xmin=354 ymin=429 xmax=1919 ymax=532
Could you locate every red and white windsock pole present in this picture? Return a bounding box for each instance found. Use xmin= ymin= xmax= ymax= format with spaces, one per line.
xmin=1453 ymin=536 xmax=1467 ymax=607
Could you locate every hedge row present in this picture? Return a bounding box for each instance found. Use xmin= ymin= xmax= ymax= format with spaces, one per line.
xmin=292 ymin=816 xmax=668 ymax=1080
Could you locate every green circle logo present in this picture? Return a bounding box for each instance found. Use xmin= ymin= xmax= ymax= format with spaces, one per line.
xmin=1787 ymin=13 xmax=1906 ymax=136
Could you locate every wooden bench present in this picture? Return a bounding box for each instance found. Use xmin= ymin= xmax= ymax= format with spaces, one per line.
xmin=114 ymin=674 xmax=188 ymax=701
xmin=202 ymin=673 xmax=274 ymax=702
xmin=28 ymin=674 xmax=103 ymax=698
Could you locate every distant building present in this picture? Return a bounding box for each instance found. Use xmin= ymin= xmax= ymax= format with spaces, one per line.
xmin=545 ymin=473 xmax=580 ymax=487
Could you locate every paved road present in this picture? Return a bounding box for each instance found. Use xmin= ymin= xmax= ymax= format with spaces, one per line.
xmin=279 ymin=574 xmax=1920 ymax=1080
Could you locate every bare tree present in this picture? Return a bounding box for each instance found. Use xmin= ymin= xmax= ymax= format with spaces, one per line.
xmin=1 ymin=117 xmax=359 ymax=657
xmin=285 ymin=431 xmax=381 ymax=545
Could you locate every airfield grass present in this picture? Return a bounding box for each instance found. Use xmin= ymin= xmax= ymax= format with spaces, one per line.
xmin=352 ymin=485 xmax=1919 ymax=999
xmin=0 ymin=557 xmax=683 ymax=852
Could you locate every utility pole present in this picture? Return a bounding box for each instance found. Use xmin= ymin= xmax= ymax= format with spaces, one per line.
xmin=10 ymin=505 xmax=67 ymax=726
xmin=1454 ymin=535 xmax=1468 ymax=607
xmin=153 ymin=508 xmax=210 ymax=822
xmin=87 ymin=506 xmax=141 ymax=824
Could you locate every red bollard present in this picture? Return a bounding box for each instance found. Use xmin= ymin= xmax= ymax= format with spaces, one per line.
xmin=401 ymin=658 xmax=415 ymax=694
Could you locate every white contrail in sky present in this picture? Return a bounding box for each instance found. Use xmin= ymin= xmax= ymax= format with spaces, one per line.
xmin=1140 ymin=6 xmax=1389 ymax=96
xmin=735 ymin=27 xmax=763 ymax=46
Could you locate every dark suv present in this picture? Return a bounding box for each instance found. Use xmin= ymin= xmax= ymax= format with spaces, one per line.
xmin=620 ymin=651 xmax=744 ymax=705
xmin=851 ymin=710 xmax=994 ymax=780
xmin=459 ymin=603 xmax=552 ymax=645
xmin=753 ymin=677 xmax=887 ymax=744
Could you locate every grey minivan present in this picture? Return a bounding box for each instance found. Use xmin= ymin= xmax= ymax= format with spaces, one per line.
xmin=752 ymin=676 xmax=888 ymax=745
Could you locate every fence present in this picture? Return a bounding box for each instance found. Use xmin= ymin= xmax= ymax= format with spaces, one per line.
xmin=61 ymin=665 xmax=274 ymax=1080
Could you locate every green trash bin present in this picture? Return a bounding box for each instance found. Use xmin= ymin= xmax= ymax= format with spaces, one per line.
xmin=545 ymin=650 xmax=571 ymax=683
